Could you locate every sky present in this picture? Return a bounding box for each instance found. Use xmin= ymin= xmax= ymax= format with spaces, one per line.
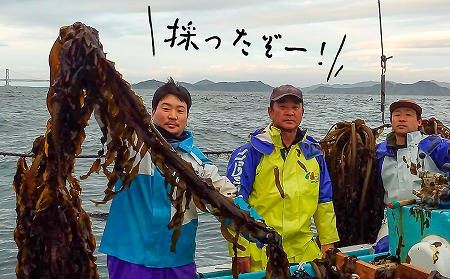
xmin=1 ymin=0 xmax=450 ymax=88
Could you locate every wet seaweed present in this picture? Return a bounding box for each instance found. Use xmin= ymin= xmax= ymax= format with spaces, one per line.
xmin=13 ymin=22 xmax=291 ymax=279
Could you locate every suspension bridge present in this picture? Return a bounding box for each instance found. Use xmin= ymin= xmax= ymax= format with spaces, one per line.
xmin=0 ymin=69 xmax=49 ymax=86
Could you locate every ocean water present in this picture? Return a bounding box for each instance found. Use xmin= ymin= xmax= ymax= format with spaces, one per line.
xmin=0 ymin=85 xmax=448 ymax=278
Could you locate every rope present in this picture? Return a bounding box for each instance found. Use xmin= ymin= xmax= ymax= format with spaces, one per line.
xmin=0 ymin=150 xmax=233 ymax=158
xmin=0 ymin=151 xmax=100 ymax=158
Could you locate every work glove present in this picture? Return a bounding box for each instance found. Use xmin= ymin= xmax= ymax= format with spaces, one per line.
xmin=266 ymin=230 xmax=283 ymax=248
xmin=257 ymin=228 xmax=282 ymax=249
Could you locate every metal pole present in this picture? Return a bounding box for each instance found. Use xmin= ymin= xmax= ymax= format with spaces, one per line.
xmin=378 ymin=0 xmax=392 ymax=124
xmin=6 ymin=68 xmax=10 ymax=86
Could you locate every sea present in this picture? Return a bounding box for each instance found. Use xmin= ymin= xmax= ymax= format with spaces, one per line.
xmin=0 ymin=85 xmax=448 ymax=278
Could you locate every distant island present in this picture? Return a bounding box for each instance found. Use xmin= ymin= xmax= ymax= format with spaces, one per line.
xmin=132 ymin=79 xmax=450 ymax=96
xmin=132 ymin=79 xmax=273 ymax=93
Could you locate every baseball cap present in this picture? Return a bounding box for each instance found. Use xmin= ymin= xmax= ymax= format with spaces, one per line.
xmin=389 ymin=99 xmax=422 ymax=115
xmin=270 ymin=85 xmax=303 ymax=102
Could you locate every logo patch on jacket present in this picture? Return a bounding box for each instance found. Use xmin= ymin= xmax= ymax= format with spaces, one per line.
xmin=305 ymin=171 xmax=319 ymax=183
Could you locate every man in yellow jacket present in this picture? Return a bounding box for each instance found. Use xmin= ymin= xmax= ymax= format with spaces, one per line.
xmin=226 ymin=85 xmax=340 ymax=272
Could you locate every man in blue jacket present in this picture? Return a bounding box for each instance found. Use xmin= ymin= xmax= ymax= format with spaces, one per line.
xmin=374 ymin=99 xmax=450 ymax=252
xmin=99 ymin=78 xmax=244 ymax=279
xmin=376 ymin=99 xmax=450 ymax=204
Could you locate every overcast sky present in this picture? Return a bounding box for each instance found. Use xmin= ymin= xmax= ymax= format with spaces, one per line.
xmin=1 ymin=0 xmax=449 ymax=88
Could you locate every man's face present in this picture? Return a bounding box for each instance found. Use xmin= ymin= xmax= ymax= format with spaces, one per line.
xmin=152 ymin=94 xmax=188 ymax=137
xmin=268 ymin=95 xmax=304 ymax=133
xmin=391 ymin=107 xmax=422 ymax=136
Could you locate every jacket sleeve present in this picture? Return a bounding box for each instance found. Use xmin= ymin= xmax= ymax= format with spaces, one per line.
xmin=189 ymin=145 xmax=237 ymax=198
xmin=199 ymin=156 xmax=265 ymax=225
xmin=225 ymin=196 xmax=267 ymax=257
xmin=314 ymin=155 xmax=340 ymax=245
xmin=201 ymin=163 xmax=237 ymax=199
xmin=225 ymin=144 xmax=265 ymax=257
xmin=419 ymin=135 xmax=450 ymax=173
xmin=226 ymin=143 xmax=261 ymax=200
xmin=200 ymin=161 xmax=264 ymax=225
xmin=195 ymin=150 xmax=251 ymax=256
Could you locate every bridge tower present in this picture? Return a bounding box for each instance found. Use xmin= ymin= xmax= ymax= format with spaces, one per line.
xmin=5 ymin=68 xmax=10 ymax=86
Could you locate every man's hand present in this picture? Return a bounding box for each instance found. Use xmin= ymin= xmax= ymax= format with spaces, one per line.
xmin=321 ymin=243 xmax=335 ymax=258
xmin=236 ymin=257 xmax=251 ymax=273
xmin=256 ymin=229 xmax=282 ymax=248
xmin=266 ymin=230 xmax=283 ymax=248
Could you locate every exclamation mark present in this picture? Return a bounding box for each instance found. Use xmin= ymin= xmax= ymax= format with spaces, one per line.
xmin=318 ymin=42 xmax=326 ymax=65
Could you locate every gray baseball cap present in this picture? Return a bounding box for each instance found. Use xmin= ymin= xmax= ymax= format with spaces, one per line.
xmin=270 ymin=85 xmax=303 ymax=102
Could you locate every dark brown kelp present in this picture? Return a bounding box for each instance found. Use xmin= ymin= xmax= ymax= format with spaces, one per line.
xmin=320 ymin=119 xmax=385 ymax=247
xmin=13 ymin=22 xmax=291 ymax=279
xmin=319 ymin=117 xmax=449 ymax=247
xmin=422 ymin=117 xmax=450 ymax=139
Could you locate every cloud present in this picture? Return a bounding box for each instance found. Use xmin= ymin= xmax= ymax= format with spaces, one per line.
xmin=387 ymin=31 xmax=450 ymax=49
xmin=1 ymin=0 xmax=450 ymax=87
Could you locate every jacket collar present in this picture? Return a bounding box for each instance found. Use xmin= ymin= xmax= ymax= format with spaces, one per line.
xmin=377 ymin=130 xmax=423 ymax=159
xmin=406 ymin=131 xmax=423 ymax=147
xmin=155 ymin=125 xmax=194 ymax=152
xmin=249 ymin=124 xmax=321 ymax=159
xmin=176 ymin=130 xmax=195 ymax=152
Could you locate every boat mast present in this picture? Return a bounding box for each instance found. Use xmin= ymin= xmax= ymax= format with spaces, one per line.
xmin=378 ymin=0 xmax=392 ymax=124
